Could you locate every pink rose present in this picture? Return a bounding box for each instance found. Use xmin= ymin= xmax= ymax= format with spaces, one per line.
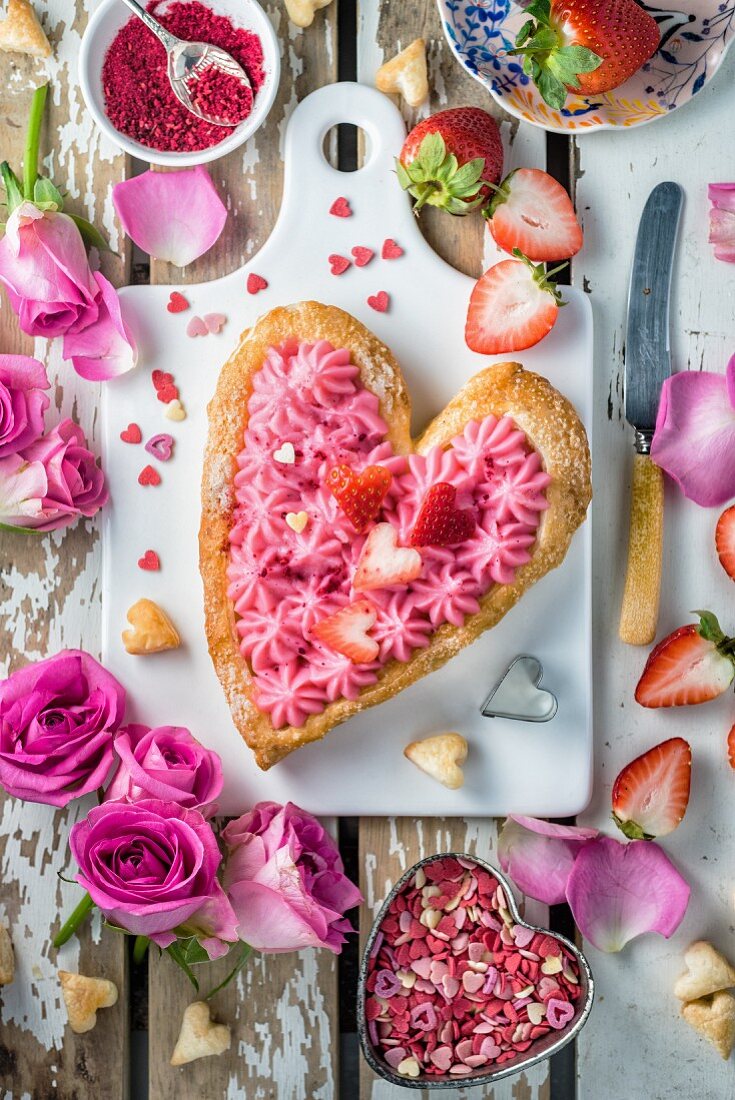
xmin=0 ymin=203 xmax=99 ymax=338
xmin=19 ymin=419 xmax=108 ymax=530
xmin=223 ymin=802 xmax=362 ymax=953
xmin=0 ymin=355 xmax=49 ymax=458
xmin=105 ymin=724 xmax=223 ymax=816
xmin=0 ymin=650 xmax=125 ymax=806
xmin=70 ymin=799 xmax=238 ymax=957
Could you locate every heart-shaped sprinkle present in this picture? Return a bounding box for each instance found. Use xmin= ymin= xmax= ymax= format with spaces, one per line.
xmin=537 ymin=976 xmax=561 ymax=1000
xmin=145 ymin=433 xmax=174 ymax=462
xmin=329 ymin=196 xmax=351 ymax=217
xmin=138 ymin=550 xmax=160 ymax=571
xmin=167 ymin=291 xmax=189 ymax=313
xmin=120 ymin=423 xmax=142 ymax=444
xmin=328 ymin=254 xmax=351 ymax=276
xmin=461 ymin=970 xmax=485 ymax=994
xmin=410 ymin=957 xmax=433 ymax=980
xmin=152 ymin=370 xmax=173 ymax=390
xmin=367 ymin=290 xmax=389 ymax=313
xmin=157 ymin=383 xmax=179 ymax=404
xmin=546 ymin=998 xmax=575 ymax=1030
xmin=204 ymin=312 xmax=227 ymax=334
xmin=382 ymin=238 xmax=404 ymax=260
xmin=247 ymin=273 xmax=268 ymax=295
xmin=186 ymin=315 xmax=208 ymax=338
xmin=384 ymin=1047 xmax=407 ymax=1069
xmin=513 ymin=924 xmax=536 ymax=948
xmin=430 ymin=1046 xmax=453 ymax=1072
xmin=273 ymin=442 xmax=296 ymax=465
xmin=541 ymin=955 xmax=563 ymax=975
xmin=351 ymin=246 xmax=374 ymax=267
xmin=164 ymin=399 xmax=187 ymax=421
xmin=138 ymin=465 xmax=161 ymax=487
xmin=285 ymin=510 xmax=309 ymax=533
xmin=527 ymin=1002 xmax=547 ymax=1025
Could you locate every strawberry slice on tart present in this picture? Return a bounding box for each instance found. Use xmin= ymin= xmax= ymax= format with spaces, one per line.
xmin=612 ymin=736 xmax=692 ymax=840
xmin=312 ymin=599 xmax=379 ymax=663
xmin=326 ymin=464 xmax=392 ymax=533
xmin=484 ymin=168 xmax=583 ymax=262
xmin=410 ymin=483 xmax=476 ymax=547
xmin=635 ymin=611 xmax=735 ymax=708
xmin=354 ymin=523 xmax=422 ymax=591
xmin=465 ymin=250 xmax=566 ymax=355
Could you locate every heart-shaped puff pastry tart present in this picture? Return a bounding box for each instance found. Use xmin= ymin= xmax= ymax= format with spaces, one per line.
xmin=200 ymin=302 xmax=591 ymax=770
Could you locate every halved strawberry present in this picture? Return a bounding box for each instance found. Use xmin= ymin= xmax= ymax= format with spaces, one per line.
xmin=635 ymin=611 xmax=735 ymax=708
xmin=484 ymin=169 xmax=583 ymax=262
xmin=354 ymin=523 xmax=422 ymax=591
xmin=410 ymin=484 xmax=476 ymax=547
xmin=728 ymin=723 xmax=735 ymax=770
xmin=716 ymin=505 xmax=735 ymax=581
xmin=312 ymin=599 xmax=379 ymax=663
xmin=612 ymin=736 xmax=692 ymax=840
xmin=465 ymin=250 xmax=565 ymax=355
xmin=326 ymin=464 xmax=391 ymax=533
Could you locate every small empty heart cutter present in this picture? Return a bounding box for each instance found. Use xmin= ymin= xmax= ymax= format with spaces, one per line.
xmin=481 ymin=655 xmax=558 ymax=723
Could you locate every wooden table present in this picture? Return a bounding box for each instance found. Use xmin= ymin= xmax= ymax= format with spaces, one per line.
xmin=1 ymin=1 xmax=734 ymax=1097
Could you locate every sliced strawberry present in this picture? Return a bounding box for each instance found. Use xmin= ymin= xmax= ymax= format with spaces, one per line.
xmin=612 ymin=736 xmax=692 ymax=840
xmin=635 ymin=611 xmax=735 ymax=708
xmin=411 ymin=484 xmax=476 ymax=547
xmin=354 ymin=523 xmax=422 ymax=591
xmin=484 ymin=169 xmax=583 ymax=262
xmin=326 ymin=464 xmax=391 ymax=532
xmin=465 ymin=250 xmax=565 ymax=355
xmin=716 ymin=505 xmax=735 ymax=581
xmin=312 ymin=599 xmax=379 ymax=663
xmin=728 ymin=723 xmax=735 ymax=770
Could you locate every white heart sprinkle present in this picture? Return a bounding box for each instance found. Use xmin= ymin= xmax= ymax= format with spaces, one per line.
xmin=274 ymin=442 xmax=295 ymax=464
xmin=164 ymin=398 xmax=186 ymax=421
xmin=285 ymin=511 xmax=309 ymax=533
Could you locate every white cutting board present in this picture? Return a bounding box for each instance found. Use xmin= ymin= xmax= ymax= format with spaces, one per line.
xmin=102 ymin=82 xmax=593 ymax=817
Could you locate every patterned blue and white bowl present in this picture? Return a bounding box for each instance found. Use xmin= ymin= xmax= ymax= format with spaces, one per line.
xmin=438 ymin=0 xmax=735 ymax=132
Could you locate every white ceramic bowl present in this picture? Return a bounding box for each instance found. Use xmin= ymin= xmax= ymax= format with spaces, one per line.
xmin=79 ymin=0 xmax=280 ymax=167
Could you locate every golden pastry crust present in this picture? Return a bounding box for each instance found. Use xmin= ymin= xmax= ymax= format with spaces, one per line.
xmin=200 ymin=302 xmax=591 ymax=770
xmin=0 ymin=0 xmax=51 ymax=57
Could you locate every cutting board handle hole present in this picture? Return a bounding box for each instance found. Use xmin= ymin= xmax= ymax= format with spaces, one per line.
xmin=322 ymin=123 xmax=371 ymax=173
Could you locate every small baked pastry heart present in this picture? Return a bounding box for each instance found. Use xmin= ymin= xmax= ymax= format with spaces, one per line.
xmin=681 ymin=990 xmax=735 ymax=1060
xmin=0 ymin=924 xmax=14 ymax=986
xmin=375 ymin=38 xmax=429 ymax=108
xmin=0 ymin=0 xmax=51 ymax=58
xmin=170 ymin=1001 xmax=231 ymax=1066
xmin=404 ymin=732 xmax=468 ymax=790
xmin=675 ymin=941 xmax=735 ymax=1002
xmin=122 ymin=598 xmax=180 ymax=655
xmin=59 ymin=971 xmax=118 ymax=1034
xmin=284 ymin=0 xmax=333 ymax=29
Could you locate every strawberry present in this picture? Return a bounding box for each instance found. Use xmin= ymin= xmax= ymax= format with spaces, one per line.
xmin=612 ymin=736 xmax=692 ymax=840
xmin=396 ymin=108 xmax=503 ymax=216
xmin=635 ymin=611 xmax=735 ymax=708
xmin=411 ymin=484 xmax=476 ymax=547
xmin=465 ymin=249 xmax=565 ymax=355
xmin=728 ymin=723 xmax=735 ymax=770
xmin=511 ymin=0 xmax=660 ymax=110
xmin=326 ymin=464 xmax=392 ymax=532
xmin=353 ymin=523 xmax=423 ymax=591
xmin=716 ymin=505 xmax=735 ymax=581
xmin=312 ymin=599 xmax=379 ymax=663
xmin=484 ymin=169 xmax=583 ymax=262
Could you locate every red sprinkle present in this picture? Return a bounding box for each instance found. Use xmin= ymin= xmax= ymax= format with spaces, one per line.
xmin=247 ymin=273 xmax=268 ymax=294
xmin=352 ymin=246 xmax=374 ymax=267
xmin=329 ymin=196 xmax=352 ymax=218
xmin=382 ymin=238 xmax=404 ymax=260
xmin=156 ymin=383 xmax=179 ymax=404
xmin=328 ymin=254 xmax=351 ymax=276
xmin=138 ymin=550 xmax=160 ymax=571
xmin=120 ymin=423 xmax=142 ymax=444
xmin=367 ymin=291 xmax=389 ymax=313
xmin=138 ymin=465 xmax=161 ymax=487
xmin=166 ymin=292 xmax=189 ymax=314
xmin=101 ymin=0 xmax=265 ymax=153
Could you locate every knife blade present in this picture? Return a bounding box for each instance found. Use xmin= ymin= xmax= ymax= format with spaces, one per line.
xmin=619 ymin=181 xmax=684 ymax=646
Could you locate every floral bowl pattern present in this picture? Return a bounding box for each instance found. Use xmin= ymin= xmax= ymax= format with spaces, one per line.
xmin=437 ymin=0 xmax=735 ymax=132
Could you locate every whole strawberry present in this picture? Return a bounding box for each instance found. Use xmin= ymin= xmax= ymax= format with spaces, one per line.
xmin=511 ymin=0 xmax=660 ymax=110
xmin=396 ymin=107 xmax=503 ymax=216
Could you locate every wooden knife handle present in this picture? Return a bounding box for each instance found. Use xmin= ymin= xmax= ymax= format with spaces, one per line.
xmin=619 ymin=453 xmax=664 ymax=646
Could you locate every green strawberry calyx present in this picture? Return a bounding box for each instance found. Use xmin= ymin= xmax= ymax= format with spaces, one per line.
xmin=396 ymin=132 xmax=486 ymax=216
xmin=508 ymin=0 xmax=601 ymax=112
xmin=513 ymin=247 xmax=568 ymax=305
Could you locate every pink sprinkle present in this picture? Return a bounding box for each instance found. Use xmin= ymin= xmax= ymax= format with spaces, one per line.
xmin=247 ymin=273 xmax=268 ymax=294
xmin=367 ymin=290 xmax=389 ymax=313
xmin=384 ymin=1046 xmax=407 ymax=1069
xmin=382 ymin=238 xmax=404 ymax=260
xmin=186 ymin=315 xmax=208 ymax=337
xmin=547 ymin=998 xmax=575 ymax=1030
xmin=513 ymin=925 xmax=535 ymax=948
xmin=352 ymin=245 xmax=374 ymax=267
xmin=329 ymin=196 xmax=352 ymax=217
xmin=328 ymin=253 xmax=350 ymax=276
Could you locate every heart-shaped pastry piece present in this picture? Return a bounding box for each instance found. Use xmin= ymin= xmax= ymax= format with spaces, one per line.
xmin=59 ymin=971 xmax=118 ymax=1034
xmin=200 ymin=303 xmax=590 ymax=770
xmin=170 ymin=1001 xmax=231 ymax=1066
xmin=482 ymin=654 xmax=558 ymax=722
xmin=0 ymin=923 xmax=14 ymax=986
xmin=358 ymin=853 xmax=593 ymax=1087
xmin=404 ymin=732 xmax=467 ymax=789
xmin=675 ymin=941 xmax=735 ymax=1002
xmin=122 ymin=598 xmax=180 ymax=655
xmin=681 ymin=990 xmax=735 ymax=1061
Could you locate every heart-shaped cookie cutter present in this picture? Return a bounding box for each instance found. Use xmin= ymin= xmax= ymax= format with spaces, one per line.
xmin=481 ymin=654 xmax=558 ymax=723
xmin=358 ymin=852 xmax=594 ymax=1090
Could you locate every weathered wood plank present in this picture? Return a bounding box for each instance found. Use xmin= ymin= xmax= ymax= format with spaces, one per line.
xmin=573 ymin=47 xmax=735 ymax=1100
xmin=146 ymin=6 xmax=341 ymax=1098
xmin=0 ymin=1 xmax=131 ymax=1094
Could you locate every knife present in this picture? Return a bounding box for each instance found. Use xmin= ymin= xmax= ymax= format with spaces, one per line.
xmin=619 ymin=181 xmax=684 ymax=646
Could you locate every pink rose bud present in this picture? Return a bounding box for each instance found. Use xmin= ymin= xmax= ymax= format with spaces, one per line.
xmin=104 ymin=724 xmax=223 ymax=816
xmin=0 ymin=650 xmax=125 ymax=806
xmin=0 ymin=355 xmax=50 ymax=458
xmin=18 ymin=418 xmax=108 ymax=531
xmin=223 ymin=801 xmax=362 ymax=953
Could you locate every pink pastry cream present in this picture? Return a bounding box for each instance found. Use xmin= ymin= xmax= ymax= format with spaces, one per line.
xmin=227 ymin=340 xmax=551 ymax=729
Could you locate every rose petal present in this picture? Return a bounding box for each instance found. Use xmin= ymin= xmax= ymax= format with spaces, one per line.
xmin=0 ymin=453 xmax=46 ymax=525
xmin=651 ymin=356 xmax=735 ymax=506
xmin=62 ymin=273 xmax=137 ymax=380
xmin=497 ymin=815 xmax=599 ymax=905
xmin=709 ymin=183 xmax=735 ymax=213
xmin=709 ymin=209 xmax=735 ymax=262
xmin=565 ymin=836 xmax=690 ymax=953
xmin=112 ymin=167 xmax=227 ymax=267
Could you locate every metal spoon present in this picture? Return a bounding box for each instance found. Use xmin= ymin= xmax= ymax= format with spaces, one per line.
xmin=119 ymin=0 xmax=251 ymax=127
